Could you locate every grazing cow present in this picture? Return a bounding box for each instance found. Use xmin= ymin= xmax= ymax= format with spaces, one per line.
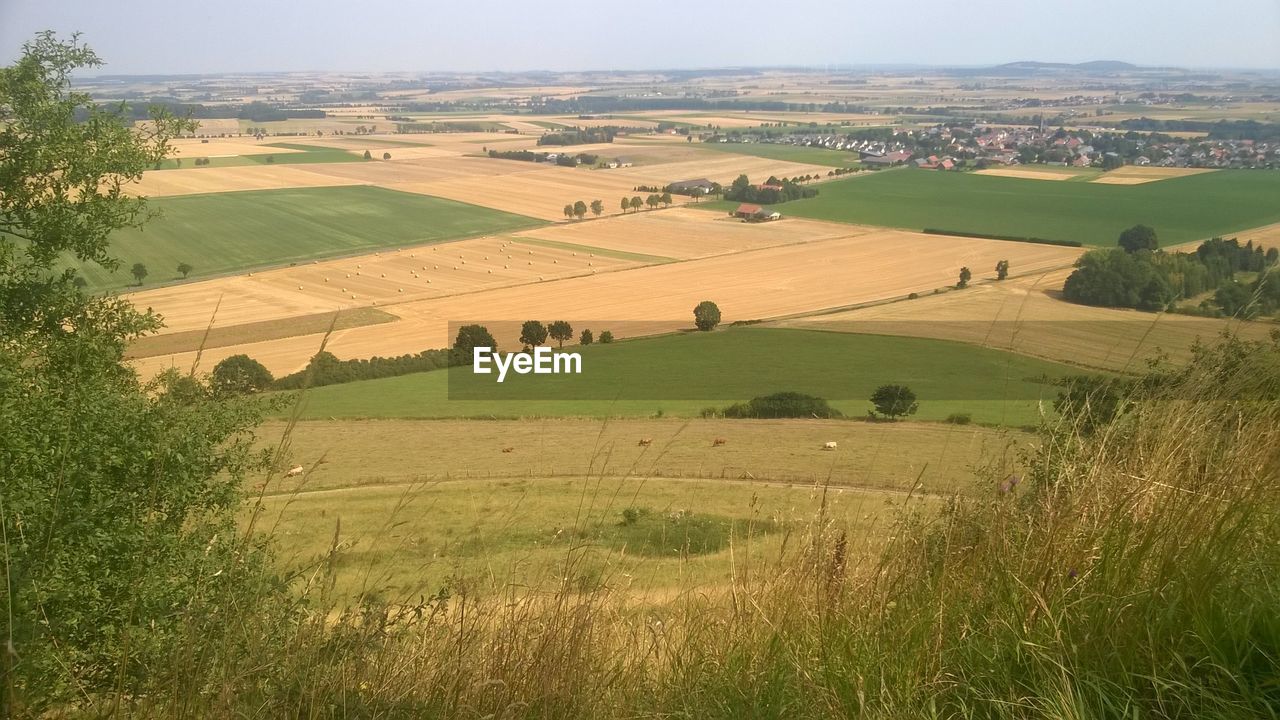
xmin=712 ymin=438 xmax=727 ymax=447
xmin=823 ymin=442 xmax=838 ymax=451
xmin=502 ymin=447 xmax=515 ymax=453
xmin=284 ymin=465 xmax=304 ymax=477
xmin=637 ymin=438 xmax=653 ymax=447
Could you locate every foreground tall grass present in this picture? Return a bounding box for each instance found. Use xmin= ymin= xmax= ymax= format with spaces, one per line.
xmin=73 ymin=336 xmax=1280 ymax=717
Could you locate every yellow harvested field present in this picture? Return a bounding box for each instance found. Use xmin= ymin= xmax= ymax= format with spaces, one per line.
xmin=127 ymin=235 xmax=640 ymax=337
xmin=130 ymin=229 xmax=1083 ymax=377
xmin=127 ymin=164 xmax=365 ymax=196
xmin=183 ymin=119 xmax=241 ymax=136
xmin=169 ymin=137 xmax=299 ymax=158
xmin=513 ymin=208 xmax=872 ymax=259
xmin=611 ymin=155 xmax=832 ymax=187
xmin=1230 ymin=221 xmax=1280 ymax=249
xmin=376 ymin=166 xmax=687 ymax=220
xmin=299 ymin=155 xmax=536 ymax=184
xmin=777 ymin=268 xmax=1275 ymax=372
xmin=1090 ymin=166 xmax=1217 ymax=185
xmin=974 ymin=167 xmax=1086 ymax=181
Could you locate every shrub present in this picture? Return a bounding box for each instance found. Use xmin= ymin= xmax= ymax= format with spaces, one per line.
xmin=944 ymin=412 xmax=972 ymax=425
xmin=721 ymin=391 xmax=841 ymax=419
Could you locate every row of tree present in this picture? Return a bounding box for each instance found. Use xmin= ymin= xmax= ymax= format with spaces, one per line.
xmin=618 ymin=193 xmax=673 ymax=213
xmin=563 ymin=199 xmax=605 ymax=219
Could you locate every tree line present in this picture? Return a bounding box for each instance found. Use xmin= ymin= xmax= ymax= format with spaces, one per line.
xmin=725 ymin=174 xmax=819 ymax=204
xmin=1063 ymin=225 xmax=1279 ymax=315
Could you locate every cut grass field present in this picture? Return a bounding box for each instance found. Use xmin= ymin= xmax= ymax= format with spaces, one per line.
xmin=284 ymin=327 xmax=1077 ymax=426
xmin=729 ymin=168 xmax=1280 ymax=247
xmin=125 ymin=306 xmax=398 ymax=359
xmin=255 ymin=417 xmax=1008 ymax=598
xmin=85 ymin=186 xmax=544 ymax=290
xmin=696 ymin=141 xmax=864 ymax=167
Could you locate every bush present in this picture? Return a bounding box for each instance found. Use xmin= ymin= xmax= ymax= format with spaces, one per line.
xmin=944 ymin=412 xmax=972 ymax=425
xmin=721 ymin=391 xmax=841 ymax=419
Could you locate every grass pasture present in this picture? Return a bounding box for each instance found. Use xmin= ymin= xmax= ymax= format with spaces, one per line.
xmin=255 ymin=417 xmax=1005 ymax=599
xmin=286 ymin=327 xmax=1077 ymax=426
xmin=86 ymin=186 xmax=543 ymax=290
xmin=764 ymin=169 xmax=1280 ymax=246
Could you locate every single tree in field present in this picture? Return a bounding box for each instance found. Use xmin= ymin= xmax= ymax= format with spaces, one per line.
xmin=177 ymin=262 xmax=193 ymax=279
xmin=599 ymin=330 xmax=615 ymax=343
xmin=660 ymin=191 xmax=673 ymax=207
xmin=563 ymin=204 xmax=574 ymax=220
xmin=579 ymin=328 xmax=594 ymax=345
xmin=363 ymin=149 xmax=372 ymax=160
xmin=452 ymin=324 xmax=496 ymax=365
xmin=995 ymin=259 xmax=1009 ymax=281
xmin=630 ymin=196 xmax=643 ymax=212
xmin=621 ymin=196 xmax=630 ymax=214
xmin=870 ymin=384 xmax=919 ymax=420
xmin=957 ymin=266 xmax=972 ymax=289
xmin=519 ymin=320 xmax=549 ymax=349
xmin=1119 ymin=224 xmax=1158 ymax=253
xmin=573 ymin=200 xmax=588 ymax=220
xmin=693 ymin=300 xmax=722 ymax=331
xmin=130 ymin=262 xmax=148 ymax=285
xmin=590 ymin=199 xmax=604 ymax=217
xmin=548 ymin=320 xmax=573 ymax=347
xmin=646 ymin=194 xmax=660 ymax=210
xmin=210 ymin=354 xmax=274 ymax=396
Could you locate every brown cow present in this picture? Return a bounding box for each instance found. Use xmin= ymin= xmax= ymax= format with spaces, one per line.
xmin=637 ymin=438 xmax=653 ymax=447
xmin=712 ymin=438 xmax=727 ymax=447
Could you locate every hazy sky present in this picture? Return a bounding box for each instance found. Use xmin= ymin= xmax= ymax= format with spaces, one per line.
xmin=2 ymin=0 xmax=1278 ymax=74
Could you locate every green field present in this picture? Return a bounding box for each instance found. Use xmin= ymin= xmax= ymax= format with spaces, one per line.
xmin=716 ymin=169 xmax=1280 ymax=246
xmin=157 ymin=142 xmax=365 ymax=169
xmin=285 ymin=327 xmax=1078 ymax=426
xmin=83 ymin=186 xmax=544 ymax=290
xmin=698 ymin=141 xmax=863 ymax=167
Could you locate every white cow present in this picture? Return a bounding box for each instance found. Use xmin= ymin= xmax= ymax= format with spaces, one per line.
xmin=823 ymin=442 xmax=838 ymax=451
xmin=284 ymin=465 xmax=304 ymax=478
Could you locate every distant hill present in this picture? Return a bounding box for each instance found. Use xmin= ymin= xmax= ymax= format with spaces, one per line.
xmin=953 ymin=60 xmax=1160 ymax=77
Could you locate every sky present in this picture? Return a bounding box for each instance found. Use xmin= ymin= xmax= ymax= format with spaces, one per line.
xmin=2 ymin=0 xmax=1278 ymax=74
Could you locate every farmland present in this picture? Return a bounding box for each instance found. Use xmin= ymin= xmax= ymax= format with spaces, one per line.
xmin=775 ymin=268 xmax=1280 ymax=372
xmin=252 ymin=417 xmax=1014 ymax=598
xmin=696 ymin=141 xmax=864 ymax=167
xmin=755 ymin=168 xmax=1280 ymax=246
xmin=127 ymin=224 xmax=1083 ymax=377
xmin=154 ymin=142 xmax=364 ymax=169
xmin=283 ymin=327 xmax=1077 ymax=426
xmin=85 ymin=186 xmax=543 ymax=290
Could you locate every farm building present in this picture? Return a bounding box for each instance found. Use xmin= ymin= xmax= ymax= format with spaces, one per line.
xmin=734 ymin=203 xmax=781 ymax=222
xmin=669 ymin=178 xmax=719 ymax=194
